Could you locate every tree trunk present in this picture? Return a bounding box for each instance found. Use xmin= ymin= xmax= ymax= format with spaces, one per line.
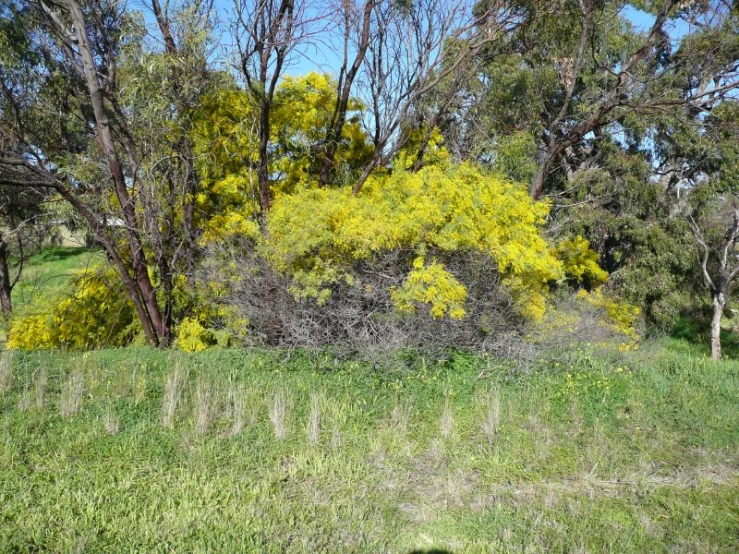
xmin=258 ymin=104 xmax=272 ymax=217
xmin=711 ymin=292 xmax=726 ymax=360
xmin=319 ymin=0 xmax=375 ymax=187
xmin=66 ymin=0 xmax=169 ymax=346
xmin=530 ymin=142 xmax=566 ymax=200
xmin=352 ymin=153 xmax=382 ymax=195
xmin=0 ymin=239 xmax=12 ymax=322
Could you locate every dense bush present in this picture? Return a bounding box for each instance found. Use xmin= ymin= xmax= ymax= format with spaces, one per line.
xmin=267 ymin=163 xmax=565 ymax=321
xmin=8 ymin=163 xmax=630 ymax=353
xmin=197 ymin=163 xmax=620 ymax=352
xmin=7 ymin=265 xmax=138 ymax=350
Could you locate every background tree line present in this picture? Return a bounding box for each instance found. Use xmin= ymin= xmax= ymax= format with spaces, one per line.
xmin=0 ymin=0 xmax=737 ymax=357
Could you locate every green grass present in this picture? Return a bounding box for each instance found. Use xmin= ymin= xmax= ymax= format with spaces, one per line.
xmin=0 ymin=343 xmax=737 ymax=552
xmin=10 ymin=246 xmax=102 ymax=313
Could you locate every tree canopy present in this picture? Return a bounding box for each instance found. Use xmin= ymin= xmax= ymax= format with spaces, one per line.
xmin=1 ymin=0 xmax=737 ymax=356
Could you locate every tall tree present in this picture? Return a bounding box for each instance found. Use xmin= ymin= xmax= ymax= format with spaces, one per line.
xmin=316 ymin=0 xmax=375 ymax=187
xmin=683 ymin=101 xmax=739 ymax=359
xmin=351 ymin=0 xmax=512 ymax=193
xmin=456 ymin=0 xmax=738 ymax=200
xmin=0 ymin=0 xmax=216 ymax=346
xmin=235 ymin=0 xmax=314 ymax=219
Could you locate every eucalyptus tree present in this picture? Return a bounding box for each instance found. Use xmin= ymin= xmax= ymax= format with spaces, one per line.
xmin=0 ymin=4 xmax=61 ymax=321
xmin=682 ymin=101 xmax=739 ymax=359
xmin=0 ymin=0 xmax=218 ymax=346
xmin=449 ymin=0 xmax=738 ymax=199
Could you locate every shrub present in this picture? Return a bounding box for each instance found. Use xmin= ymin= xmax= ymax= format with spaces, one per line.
xmin=535 ymin=287 xmax=642 ymax=350
xmin=175 ymin=317 xmax=215 ymax=352
xmin=267 ymin=163 xmax=565 ymax=322
xmin=7 ymin=265 xmax=137 ymax=350
xmin=577 ymin=288 xmax=641 ymax=342
xmin=555 ymin=236 xmax=608 ymax=288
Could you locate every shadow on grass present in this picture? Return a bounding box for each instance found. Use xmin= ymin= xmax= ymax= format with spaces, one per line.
xmin=31 ymin=246 xmax=91 ymax=263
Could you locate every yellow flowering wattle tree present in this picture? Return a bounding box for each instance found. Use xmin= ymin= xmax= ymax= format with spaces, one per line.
xmin=267 ymin=163 xmax=568 ymax=322
xmin=191 ymin=89 xmax=261 ymax=244
xmin=272 ymin=73 xmax=373 ymax=192
xmin=7 ymin=265 xmax=138 ymax=350
xmin=191 ymin=73 xmax=373 ymax=244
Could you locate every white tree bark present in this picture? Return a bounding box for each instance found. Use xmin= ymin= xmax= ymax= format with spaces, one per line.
xmin=711 ymin=292 xmax=726 ymax=360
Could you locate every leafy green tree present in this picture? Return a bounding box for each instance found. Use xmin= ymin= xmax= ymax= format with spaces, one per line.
xmin=0 ymin=0 xmax=218 ymax=346
xmin=0 ymin=5 xmax=59 ymax=321
xmin=683 ymin=102 xmax=739 ymax=359
xmin=437 ymin=0 xmax=737 ymax=334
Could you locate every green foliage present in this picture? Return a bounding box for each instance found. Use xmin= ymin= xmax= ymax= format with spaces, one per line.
xmin=191 ymin=89 xmax=261 ymax=243
xmin=391 ymin=257 xmax=468 ymax=319
xmin=175 ymin=316 xmax=215 ymax=352
xmin=267 ymin=163 xmax=565 ymax=321
xmin=394 ymin=125 xmax=452 ymax=171
xmin=489 ymin=130 xmax=540 ymax=183
xmin=190 ymin=73 xmax=373 ymax=245
xmin=272 ymin=73 xmax=373 ymax=190
xmin=170 ymin=272 xmax=249 ymax=352
xmin=556 ymin=151 xmax=695 ymax=332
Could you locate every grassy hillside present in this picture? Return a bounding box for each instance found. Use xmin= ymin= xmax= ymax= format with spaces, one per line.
xmin=0 ymin=343 xmax=737 ymax=552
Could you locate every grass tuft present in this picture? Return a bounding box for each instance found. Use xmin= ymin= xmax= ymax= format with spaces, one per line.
xmin=161 ymin=361 xmax=186 ymax=429
xmin=268 ymin=387 xmax=291 ymax=440
xmin=307 ymin=392 xmax=321 ymax=444
xmin=440 ymin=393 xmax=454 ymax=440
xmin=480 ymin=387 xmax=501 ymax=443
xmin=229 ymin=384 xmax=245 ymax=436
xmin=35 ymin=368 xmax=47 ymax=410
xmin=103 ymin=404 xmax=119 ymax=435
xmin=194 ymin=376 xmax=216 ymax=435
xmin=0 ymin=350 xmax=13 ymax=395
xmin=18 ymin=378 xmax=31 ymax=412
xmin=60 ymin=366 xmax=84 ymax=418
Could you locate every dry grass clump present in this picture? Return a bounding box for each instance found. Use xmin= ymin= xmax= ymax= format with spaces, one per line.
xmin=194 ymin=376 xmax=217 ymax=435
xmin=161 ymin=361 xmax=187 ymax=429
xmin=0 ymin=350 xmax=13 ymax=395
xmin=18 ymin=378 xmax=31 ymax=411
xmin=307 ymin=392 xmax=322 ymax=445
xmin=60 ymin=367 xmax=85 ymax=418
xmin=268 ymin=388 xmax=291 ymax=440
xmin=440 ymin=394 xmax=454 ymax=440
xmin=228 ymin=383 xmax=261 ymax=436
xmin=391 ymin=398 xmax=412 ymax=438
xmin=480 ymin=388 xmax=501 ymax=443
xmin=103 ymin=404 xmax=119 ymax=435
xmin=35 ymin=369 xmax=48 ymax=410
xmin=229 ymin=384 xmax=246 ymax=436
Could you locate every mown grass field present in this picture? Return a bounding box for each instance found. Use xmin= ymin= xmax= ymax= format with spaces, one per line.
xmin=0 ymin=341 xmax=737 ymax=553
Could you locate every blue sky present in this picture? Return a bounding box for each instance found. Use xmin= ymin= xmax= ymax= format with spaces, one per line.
xmin=138 ymin=1 xmax=691 ymax=79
